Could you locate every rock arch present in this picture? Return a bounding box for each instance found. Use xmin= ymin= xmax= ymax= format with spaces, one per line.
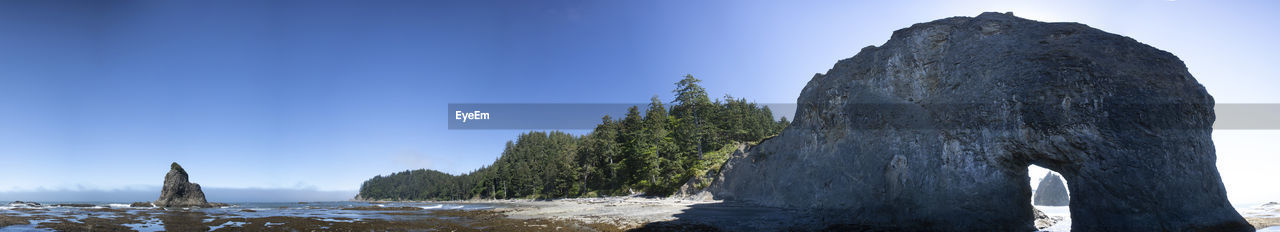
xmin=710 ymin=12 xmax=1251 ymax=231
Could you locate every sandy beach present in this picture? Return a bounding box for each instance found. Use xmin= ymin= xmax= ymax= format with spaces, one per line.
xmin=465 ymin=196 xmax=820 ymax=231
xmin=452 ymin=197 xmax=1280 ymax=231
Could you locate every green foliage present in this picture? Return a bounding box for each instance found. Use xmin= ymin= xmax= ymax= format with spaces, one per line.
xmin=357 ymin=75 xmax=790 ymax=200
xmin=687 ymin=143 xmax=740 ymax=191
xmin=357 ymin=169 xmax=479 ymax=201
xmin=470 ymin=131 xmax=581 ymax=199
xmin=576 ymin=115 xmax=621 ymax=195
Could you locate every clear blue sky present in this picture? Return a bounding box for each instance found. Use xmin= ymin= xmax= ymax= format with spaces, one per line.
xmin=1 ymin=0 xmax=1277 ymax=202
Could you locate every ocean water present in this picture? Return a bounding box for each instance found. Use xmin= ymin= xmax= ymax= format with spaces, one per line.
xmin=0 ymin=201 xmax=496 ymax=231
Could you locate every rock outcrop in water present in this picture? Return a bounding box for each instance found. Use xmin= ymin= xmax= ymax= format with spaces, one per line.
xmin=1033 ymin=172 xmax=1069 ymax=206
xmin=709 ymin=12 xmax=1251 ymax=231
xmin=154 ymin=162 xmax=221 ymax=208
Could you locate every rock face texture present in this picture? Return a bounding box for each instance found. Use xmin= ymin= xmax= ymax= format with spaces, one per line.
xmin=154 ymin=162 xmax=211 ymax=207
xmin=709 ymin=12 xmax=1250 ymax=231
xmin=1033 ymin=172 xmax=1069 ymax=206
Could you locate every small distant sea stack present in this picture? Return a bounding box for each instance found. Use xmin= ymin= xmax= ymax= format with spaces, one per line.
xmin=153 ymin=162 xmax=223 ymax=207
xmin=1034 ymin=172 xmax=1069 ymax=206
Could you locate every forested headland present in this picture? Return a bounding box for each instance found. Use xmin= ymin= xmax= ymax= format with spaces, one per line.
xmin=357 ymin=75 xmax=789 ymax=200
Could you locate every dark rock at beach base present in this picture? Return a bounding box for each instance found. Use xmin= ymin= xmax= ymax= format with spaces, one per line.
xmin=1033 ymin=172 xmax=1069 ymax=206
xmin=129 ymin=202 xmax=153 ymax=208
xmin=709 ymin=12 xmax=1251 ymax=231
xmin=8 ymin=201 xmax=40 ymax=207
xmin=152 ymin=162 xmax=223 ymax=208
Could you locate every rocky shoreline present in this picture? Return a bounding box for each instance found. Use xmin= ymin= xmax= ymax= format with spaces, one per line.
xmin=5 ymin=199 xmax=1278 ymax=231
xmin=0 ymin=201 xmax=622 ymax=232
xmin=368 ymin=196 xmax=1078 ymax=231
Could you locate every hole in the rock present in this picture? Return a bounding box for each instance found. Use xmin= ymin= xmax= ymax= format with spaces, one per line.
xmin=1029 ymin=165 xmax=1070 ymax=231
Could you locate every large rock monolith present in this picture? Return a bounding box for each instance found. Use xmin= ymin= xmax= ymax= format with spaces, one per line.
xmin=154 ymin=162 xmax=213 ymax=208
xmin=1033 ymin=172 xmax=1069 ymax=206
xmin=709 ymin=12 xmax=1250 ymax=231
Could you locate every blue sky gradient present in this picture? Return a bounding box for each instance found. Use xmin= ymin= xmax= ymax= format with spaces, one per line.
xmin=1 ymin=0 xmax=1277 ymax=202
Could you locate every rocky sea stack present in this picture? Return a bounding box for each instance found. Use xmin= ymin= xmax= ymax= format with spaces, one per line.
xmin=708 ymin=12 xmax=1251 ymax=231
xmin=153 ymin=162 xmax=223 ymax=208
xmin=1033 ymin=172 xmax=1069 ymax=206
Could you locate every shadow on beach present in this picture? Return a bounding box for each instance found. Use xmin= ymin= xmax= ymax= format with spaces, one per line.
xmin=631 ymin=201 xmax=850 ymax=232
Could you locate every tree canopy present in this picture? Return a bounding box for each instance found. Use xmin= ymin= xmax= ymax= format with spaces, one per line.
xmin=357 ymin=75 xmax=790 ymax=200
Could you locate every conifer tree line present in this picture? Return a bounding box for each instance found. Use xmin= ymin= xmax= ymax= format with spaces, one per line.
xmin=358 ymin=75 xmax=790 ymax=200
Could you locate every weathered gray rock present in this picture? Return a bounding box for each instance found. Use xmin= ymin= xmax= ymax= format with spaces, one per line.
xmin=1033 ymin=208 xmax=1061 ymax=230
xmin=129 ymin=202 xmax=154 ymax=208
xmin=7 ymin=201 xmax=39 ymax=207
xmin=1033 ymin=172 xmax=1069 ymax=206
xmin=710 ymin=12 xmax=1250 ymax=231
xmin=154 ymin=162 xmax=215 ymax=208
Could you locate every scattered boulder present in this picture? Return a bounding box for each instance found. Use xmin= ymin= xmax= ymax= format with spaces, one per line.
xmin=1033 ymin=172 xmax=1069 ymax=206
xmin=153 ymin=162 xmax=222 ymax=208
xmin=1033 ymin=208 xmax=1062 ymax=230
xmin=129 ymin=202 xmax=153 ymax=207
xmin=1262 ymin=202 xmax=1280 ymax=209
xmin=709 ymin=12 xmax=1250 ymax=231
xmin=8 ymin=201 xmax=40 ymax=207
xmin=1244 ymin=202 xmax=1280 ymax=229
xmin=1247 ymin=217 xmax=1280 ymax=230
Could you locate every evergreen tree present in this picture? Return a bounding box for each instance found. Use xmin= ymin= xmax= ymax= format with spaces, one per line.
xmin=671 ymin=74 xmax=714 ymax=176
xmin=618 ymin=106 xmax=645 ymax=189
xmin=358 ymin=75 xmax=790 ymax=200
xmin=576 ymin=115 xmax=619 ymax=195
xmin=779 ymin=116 xmax=790 ymax=130
xmin=642 ymin=96 xmax=675 ymax=191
